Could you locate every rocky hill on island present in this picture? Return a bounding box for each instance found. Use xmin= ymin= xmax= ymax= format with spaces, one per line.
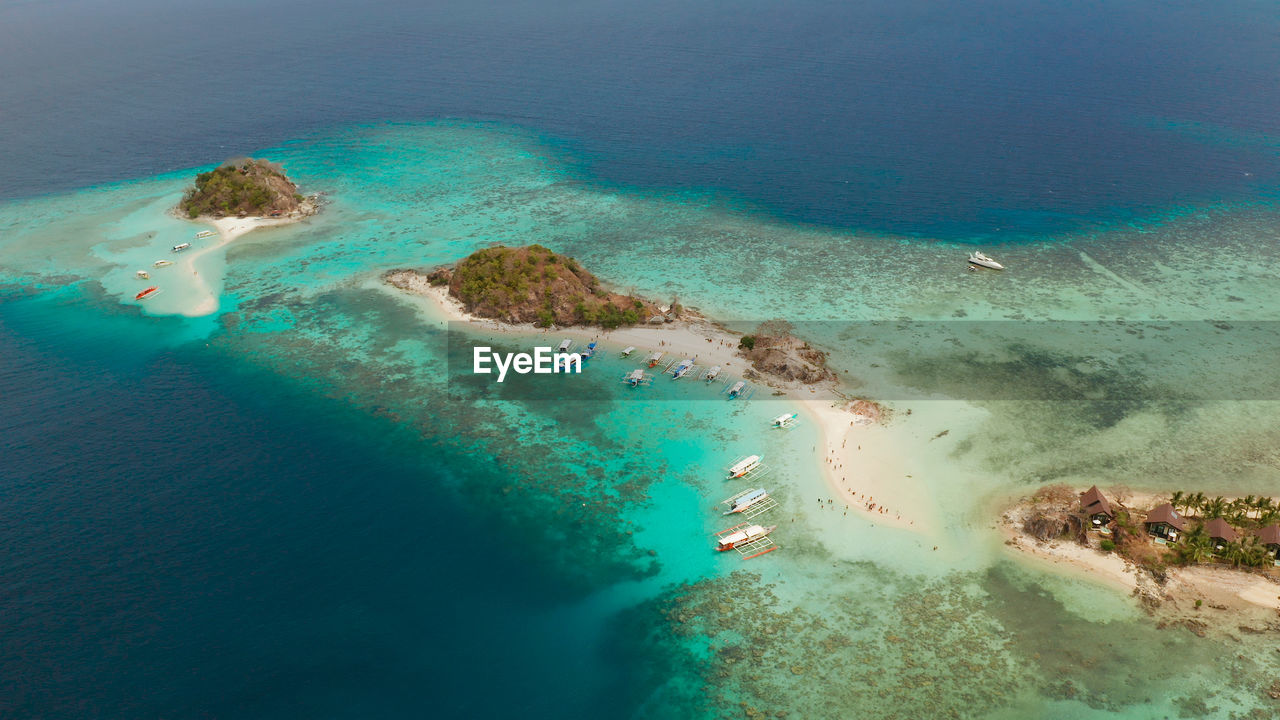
xmin=398 ymin=244 xmax=665 ymax=329
xmin=738 ymin=320 xmax=837 ymax=385
xmin=179 ymin=158 xmax=307 ymax=218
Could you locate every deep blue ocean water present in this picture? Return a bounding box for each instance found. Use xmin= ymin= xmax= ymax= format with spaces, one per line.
xmin=0 ymin=294 xmax=631 ymax=719
xmin=2 ymin=0 xmax=1278 ymax=238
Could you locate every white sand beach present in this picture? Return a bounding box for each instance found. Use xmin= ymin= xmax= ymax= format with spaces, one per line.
xmin=1001 ymin=502 xmax=1280 ymax=613
xmin=175 ymin=214 xmax=309 ymax=316
xmin=382 ymin=274 xmax=931 ymax=534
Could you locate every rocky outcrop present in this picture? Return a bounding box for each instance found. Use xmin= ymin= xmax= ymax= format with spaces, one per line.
xmin=738 ymin=320 xmax=837 ymax=385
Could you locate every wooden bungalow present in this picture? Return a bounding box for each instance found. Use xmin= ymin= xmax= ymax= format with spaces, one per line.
xmin=1078 ymin=485 xmax=1114 ymax=529
xmin=1254 ymin=524 xmax=1280 ymax=558
xmin=1143 ymin=503 xmax=1186 ymax=542
xmin=1203 ymin=517 xmax=1240 ymax=552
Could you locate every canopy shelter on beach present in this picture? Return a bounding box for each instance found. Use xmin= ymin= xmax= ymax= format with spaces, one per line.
xmin=1144 ymin=503 xmax=1186 ymax=542
xmin=1254 ymin=525 xmax=1280 ymax=557
xmin=1203 ymin=517 xmax=1240 ymax=551
xmin=1078 ymin=486 xmax=1114 ymax=527
xmin=1259 ymin=525 xmax=1280 ymax=550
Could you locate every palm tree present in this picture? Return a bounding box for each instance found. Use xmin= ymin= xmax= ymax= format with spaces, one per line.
xmin=1254 ymin=496 xmax=1275 ymax=522
xmin=1259 ymin=507 xmax=1280 ymax=528
xmin=1241 ymin=537 xmax=1270 ymax=568
xmin=1187 ymin=492 xmax=1207 ymax=518
xmin=1170 ymin=491 xmax=1186 ymax=514
xmin=1228 ymin=499 xmax=1249 ymax=526
xmin=1221 ymin=540 xmax=1248 ymax=567
xmin=1204 ymin=496 xmax=1228 ymax=520
xmin=1240 ymin=495 xmax=1257 ymax=520
xmin=1177 ymin=529 xmax=1212 ymax=565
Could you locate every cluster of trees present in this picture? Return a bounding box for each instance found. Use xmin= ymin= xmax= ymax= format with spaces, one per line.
xmin=1171 ymin=527 xmax=1273 ymax=568
xmin=1169 ymin=491 xmax=1280 ymax=527
xmin=1165 ymin=491 xmax=1278 ymax=568
xmin=179 ymin=159 xmax=300 ymax=218
xmin=451 ymin=244 xmax=655 ymax=329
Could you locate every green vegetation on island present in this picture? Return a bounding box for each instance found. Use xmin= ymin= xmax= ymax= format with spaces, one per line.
xmin=423 ymin=244 xmax=664 ymax=329
xmin=179 ymin=158 xmax=307 ymax=218
xmin=1018 ymin=485 xmax=1280 ymax=579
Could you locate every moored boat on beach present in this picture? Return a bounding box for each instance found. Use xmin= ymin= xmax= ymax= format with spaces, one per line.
xmin=772 ymin=412 xmax=798 ymax=428
xmin=715 ymin=523 xmax=776 ymax=552
xmin=646 ymin=351 xmax=663 ymax=368
xmin=195 ymin=230 xmax=216 ymax=239
xmin=726 ymin=454 xmax=763 ymax=479
xmin=704 ymin=365 xmax=721 ymax=382
xmin=623 ymin=368 xmax=651 ymax=387
xmin=671 ymin=358 xmax=694 ymax=379
xmin=723 ymin=488 xmax=770 ymax=515
xmin=620 ymin=346 xmax=636 ymax=358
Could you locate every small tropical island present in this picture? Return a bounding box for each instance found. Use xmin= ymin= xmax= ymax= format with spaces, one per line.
xmin=384 ymin=244 xmax=901 ymax=525
xmin=1004 ymin=485 xmax=1280 ymax=619
xmin=392 ymin=244 xmax=664 ymax=329
xmin=178 ymin=157 xmax=315 ymax=219
xmin=385 ymin=244 xmax=837 ymax=385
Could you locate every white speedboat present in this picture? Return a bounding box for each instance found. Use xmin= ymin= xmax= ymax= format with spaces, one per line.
xmin=195 ymin=230 xmax=216 ymax=239
xmin=172 ymin=243 xmax=191 ymax=253
xmin=152 ymin=260 xmax=173 ymax=268
xmin=968 ymin=251 xmax=1004 ymax=270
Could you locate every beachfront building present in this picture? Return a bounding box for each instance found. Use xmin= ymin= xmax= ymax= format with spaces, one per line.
xmin=1203 ymin=517 xmax=1240 ymax=552
xmin=1078 ymin=486 xmax=1114 ymax=529
xmin=1254 ymin=524 xmax=1280 ymax=559
xmin=1143 ymin=503 xmax=1186 ymax=543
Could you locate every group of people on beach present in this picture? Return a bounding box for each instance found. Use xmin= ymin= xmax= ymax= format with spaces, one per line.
xmin=821 ymin=444 xmax=909 ymax=524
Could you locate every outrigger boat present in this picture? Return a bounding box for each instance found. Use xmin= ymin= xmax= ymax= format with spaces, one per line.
xmin=772 ymin=412 xmax=798 ymax=429
xmin=715 ymin=523 xmax=777 ymax=553
xmin=967 ymin=251 xmax=1004 ymax=270
xmin=557 ymin=339 xmax=573 ymax=353
xmin=135 ymin=270 xmax=150 ymax=280
xmin=704 ymin=365 xmax=721 ymax=382
xmin=723 ymin=488 xmax=771 ymax=515
xmin=620 ymin=346 xmax=636 ymax=358
xmin=580 ymin=341 xmax=597 ymax=359
xmin=152 ymin=260 xmax=173 ymax=268
xmin=727 ymin=381 xmax=747 ymax=399
xmin=171 ymin=243 xmax=191 ymax=253
xmin=726 ymin=455 xmax=762 ymax=479
xmin=622 ymin=368 xmax=652 ymax=388
xmin=194 ymin=230 xmax=216 ymax=239
xmin=135 ymin=286 xmax=159 ymax=301
xmin=671 ymin=358 xmax=694 ymax=379
xmin=646 ymin=351 xmax=663 ymax=368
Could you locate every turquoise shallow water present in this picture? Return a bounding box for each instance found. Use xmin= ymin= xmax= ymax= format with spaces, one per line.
xmin=2 ymin=123 xmax=1280 ymax=718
